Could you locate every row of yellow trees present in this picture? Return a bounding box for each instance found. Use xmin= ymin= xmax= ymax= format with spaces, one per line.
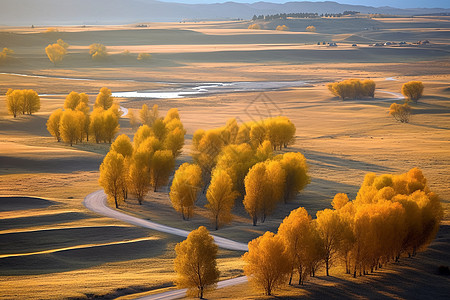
xmin=242 ymin=167 xmax=443 ymax=295
xmin=46 ymin=87 xmax=120 ymax=146
xmin=5 ymin=89 xmax=40 ymax=118
xmin=99 ymin=107 xmax=185 ymax=207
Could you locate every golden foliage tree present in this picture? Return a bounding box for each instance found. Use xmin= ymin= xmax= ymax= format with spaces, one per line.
xmin=5 ymin=89 xmax=23 ymax=118
xmin=389 ymin=102 xmax=411 ymax=123
xmin=102 ymin=108 xmax=120 ymax=143
xmin=99 ymin=151 xmax=126 ymax=208
xmin=57 ymin=39 xmax=69 ymax=50
xmin=276 ymin=152 xmax=310 ymax=203
xmin=205 ymin=169 xmax=239 ymax=230
xmin=0 ymin=47 xmax=14 ymax=63
xmin=128 ymin=109 xmax=140 ymax=131
xmin=170 ymin=163 xmax=202 ymax=220
xmin=277 ymin=207 xmax=314 ymax=285
xmin=128 ymin=149 xmax=151 ymax=204
xmin=133 ymin=124 xmax=153 ymax=148
xmin=401 ymin=81 xmax=424 ymax=102
xmin=59 ymin=109 xmax=80 ymax=146
xmin=242 ymin=231 xmax=290 ymax=296
xmin=243 ymin=163 xmax=270 ymax=226
xmin=174 ymin=226 xmax=219 ymax=299
xmin=327 ymin=79 xmax=376 ymax=100
xmin=64 ymin=91 xmax=89 ymax=110
xmin=150 ymin=150 xmax=175 ymax=192
xmin=46 ymin=108 xmax=63 ymax=141
xmin=45 ymin=43 xmax=67 ymax=64
xmin=90 ymin=108 xmax=105 ymax=143
xmin=94 ymin=87 xmax=113 ymax=110
xmin=111 ymin=134 xmax=133 ymax=158
xmin=21 ymin=89 xmax=40 ymax=115
xmin=89 ymin=43 xmax=108 ymax=60
xmin=316 ymin=208 xmax=343 ymax=276
xmin=137 ymin=53 xmax=151 ymax=61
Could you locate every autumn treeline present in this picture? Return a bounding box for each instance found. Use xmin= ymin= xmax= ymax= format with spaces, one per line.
xmin=5 ymin=89 xmax=40 ymax=118
xmin=46 ymin=87 xmax=120 ymax=146
xmin=243 ymin=168 xmax=443 ymax=295
xmin=327 ymin=79 xmax=376 ymax=100
xmin=99 ymin=106 xmax=185 ymax=208
xmin=170 ymin=116 xmax=309 ymax=229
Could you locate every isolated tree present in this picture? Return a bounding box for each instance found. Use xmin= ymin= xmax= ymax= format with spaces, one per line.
xmin=389 ymin=102 xmax=411 ymax=123
xmin=5 ymin=89 xmax=23 ymax=118
xmin=316 ymin=209 xmax=342 ymax=276
xmin=111 ymin=134 xmax=133 ymax=158
xmin=170 ymin=163 xmax=202 ymax=220
xmin=174 ymin=226 xmax=220 ymax=299
xmin=205 ymin=169 xmax=239 ymax=230
xmin=89 ymin=43 xmax=108 ymax=60
xmin=128 ymin=149 xmax=152 ymax=204
xmin=94 ymin=87 xmax=113 ymax=110
xmin=45 ymin=43 xmax=67 ymax=64
xmin=277 ymin=152 xmax=310 ymax=203
xmin=306 ymin=25 xmax=316 ymax=32
xmin=151 ymin=150 xmax=175 ymax=192
xmin=46 ymin=108 xmax=63 ymax=141
xmin=277 ymin=207 xmax=313 ymax=285
xmin=59 ymin=109 xmax=79 ymax=146
xmin=402 ymin=81 xmax=424 ymax=102
xmin=242 ymin=231 xmax=290 ymax=296
xmin=99 ymin=151 xmax=126 ymax=208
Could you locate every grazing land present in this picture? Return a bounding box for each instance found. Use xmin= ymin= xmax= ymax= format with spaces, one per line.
xmin=1 ymin=16 xmax=449 ymax=299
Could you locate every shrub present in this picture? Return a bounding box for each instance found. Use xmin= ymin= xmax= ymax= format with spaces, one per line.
xmin=276 ymin=25 xmax=289 ymax=31
xmin=248 ymin=23 xmax=261 ymax=30
xmin=306 ymin=25 xmax=316 ymax=32
xmin=389 ymin=102 xmax=411 ymax=123
xmin=327 ymin=79 xmax=376 ymax=100
xmin=137 ymin=53 xmax=151 ymax=61
xmin=402 ymin=81 xmax=424 ymax=102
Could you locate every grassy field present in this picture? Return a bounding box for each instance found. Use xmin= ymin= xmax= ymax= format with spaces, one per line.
xmin=0 ymin=17 xmax=449 ymax=299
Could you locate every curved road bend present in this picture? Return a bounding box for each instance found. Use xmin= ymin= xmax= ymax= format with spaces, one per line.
xmin=83 ymin=190 xmax=248 ymax=300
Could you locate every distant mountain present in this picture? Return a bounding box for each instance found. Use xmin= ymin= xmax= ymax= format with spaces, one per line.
xmin=1 ymin=0 xmax=449 ymax=26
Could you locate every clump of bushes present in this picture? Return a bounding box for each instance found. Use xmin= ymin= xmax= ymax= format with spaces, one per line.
xmin=389 ymin=102 xmax=411 ymax=123
xmin=402 ymin=81 xmax=424 ymax=102
xmin=248 ymin=24 xmax=261 ymax=30
xmin=276 ymin=25 xmax=289 ymax=31
xmin=327 ymin=79 xmax=376 ymax=100
xmin=306 ymin=25 xmax=316 ymax=32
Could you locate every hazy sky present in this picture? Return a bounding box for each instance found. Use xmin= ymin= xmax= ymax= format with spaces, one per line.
xmin=161 ymin=0 xmax=449 ymax=9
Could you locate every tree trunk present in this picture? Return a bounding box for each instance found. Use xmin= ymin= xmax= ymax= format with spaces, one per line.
xmin=114 ymin=195 xmax=119 ymax=208
xmin=325 ymin=258 xmax=329 ymax=276
xmin=252 ymin=214 xmax=257 ymax=226
xmin=215 ymin=215 xmax=219 ymax=230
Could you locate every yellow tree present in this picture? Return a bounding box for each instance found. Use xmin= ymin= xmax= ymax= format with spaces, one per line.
xmin=277 ymin=152 xmax=310 ymax=203
xmin=46 ymin=108 xmax=63 ymax=141
xmin=174 ymin=226 xmax=219 ymax=299
xmin=164 ymin=107 xmax=180 ymax=123
xmin=276 ymin=25 xmax=289 ymax=31
xmin=315 ymin=208 xmax=343 ymax=276
xmin=205 ymin=169 xmax=239 ymax=230
xmin=89 ymin=43 xmax=108 ymax=60
xmin=111 ymin=134 xmax=133 ymax=158
xmin=402 ymin=81 xmax=424 ymax=102
xmin=152 ymin=118 xmax=167 ymax=141
xmin=21 ymin=89 xmax=40 ymax=115
xmin=277 ymin=207 xmax=313 ymax=285
xmin=0 ymin=47 xmax=14 ymax=63
xmin=242 ymin=231 xmax=290 ymax=296
xmin=45 ymin=43 xmax=67 ymax=64
xmin=128 ymin=109 xmax=140 ymax=131
xmin=133 ymin=125 xmax=153 ymax=148
xmin=151 ymin=150 xmax=175 ymax=192
xmin=389 ymin=102 xmax=411 ymax=123
xmin=57 ymin=39 xmax=69 ymax=50
xmin=103 ymin=108 xmax=120 ymax=143
xmin=90 ymin=107 xmax=104 ymax=143
xmin=306 ymin=25 xmax=316 ymax=32
xmin=243 ymin=162 xmax=268 ymax=226
xmin=164 ymin=121 xmax=186 ymax=158
xmin=170 ymin=163 xmax=202 ymax=220
xmin=75 ymin=101 xmax=90 ymax=142
xmin=5 ymin=89 xmax=23 ymax=118
xmin=59 ymin=109 xmax=80 ymax=146
xmin=99 ymin=151 xmax=126 ymax=208
xmin=262 ymin=160 xmax=285 ymax=222
xmin=94 ymin=87 xmax=113 ymax=110
xmin=129 ymin=149 xmax=152 ymax=204
xmin=139 ymin=104 xmax=151 ymax=126
xmin=64 ymin=91 xmax=89 ymax=110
